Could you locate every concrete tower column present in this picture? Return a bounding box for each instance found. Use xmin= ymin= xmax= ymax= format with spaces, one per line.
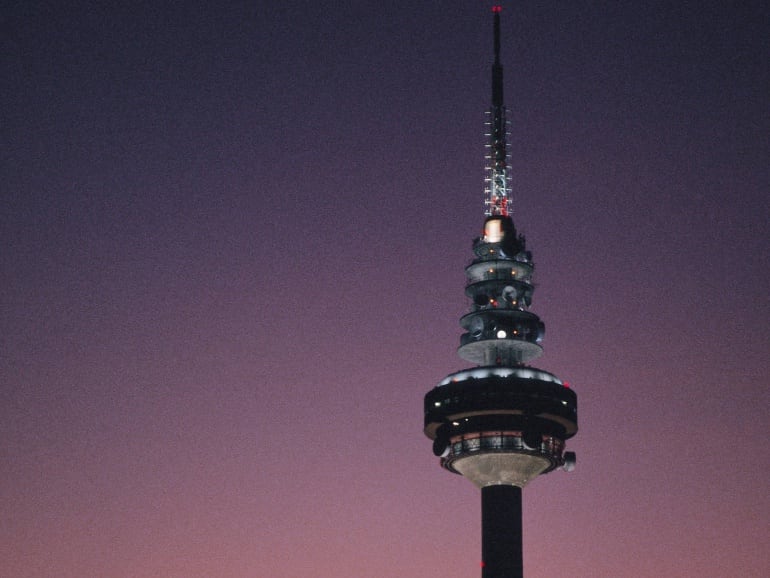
xmin=482 ymin=485 xmax=523 ymax=578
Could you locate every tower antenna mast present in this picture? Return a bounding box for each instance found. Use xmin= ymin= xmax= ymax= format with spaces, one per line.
xmin=485 ymin=5 xmax=511 ymax=217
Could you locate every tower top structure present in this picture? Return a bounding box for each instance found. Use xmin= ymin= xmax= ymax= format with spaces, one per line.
xmin=485 ymin=5 xmax=511 ymax=217
xmin=422 ymin=6 xmax=578 ymax=574
xmin=424 ymin=0 xmax=576 ymax=491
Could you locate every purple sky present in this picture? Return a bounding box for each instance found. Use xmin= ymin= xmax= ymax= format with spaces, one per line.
xmin=3 ymin=1 xmax=769 ymax=576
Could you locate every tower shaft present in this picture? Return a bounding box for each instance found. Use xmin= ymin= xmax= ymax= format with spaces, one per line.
xmin=482 ymin=485 xmax=523 ymax=578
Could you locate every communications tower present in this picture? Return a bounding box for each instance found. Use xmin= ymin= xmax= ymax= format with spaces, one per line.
xmin=423 ymin=6 xmax=578 ymax=577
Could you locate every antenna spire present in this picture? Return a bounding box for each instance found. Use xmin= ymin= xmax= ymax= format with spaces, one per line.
xmin=485 ymin=5 xmax=511 ymax=217
xmin=492 ymin=5 xmax=503 ymax=106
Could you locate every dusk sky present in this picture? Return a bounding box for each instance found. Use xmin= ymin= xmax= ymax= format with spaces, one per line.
xmin=3 ymin=1 xmax=769 ymax=577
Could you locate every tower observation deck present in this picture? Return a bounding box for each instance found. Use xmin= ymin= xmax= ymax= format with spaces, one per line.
xmin=423 ymin=6 xmax=578 ymax=578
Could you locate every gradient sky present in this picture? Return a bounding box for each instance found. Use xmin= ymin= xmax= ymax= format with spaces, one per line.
xmin=3 ymin=1 xmax=769 ymax=577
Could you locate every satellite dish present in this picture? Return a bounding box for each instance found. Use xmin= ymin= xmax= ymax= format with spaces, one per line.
xmin=563 ymin=451 xmax=576 ymax=472
xmin=502 ymin=285 xmax=517 ymax=303
xmin=433 ymin=437 xmax=450 ymax=458
xmin=522 ymin=430 xmax=541 ymax=450
xmin=469 ymin=316 xmax=484 ymax=338
xmin=523 ymin=287 xmax=533 ymax=306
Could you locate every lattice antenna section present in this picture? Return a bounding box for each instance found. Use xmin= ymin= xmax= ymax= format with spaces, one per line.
xmin=484 ymin=5 xmax=512 ymax=217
